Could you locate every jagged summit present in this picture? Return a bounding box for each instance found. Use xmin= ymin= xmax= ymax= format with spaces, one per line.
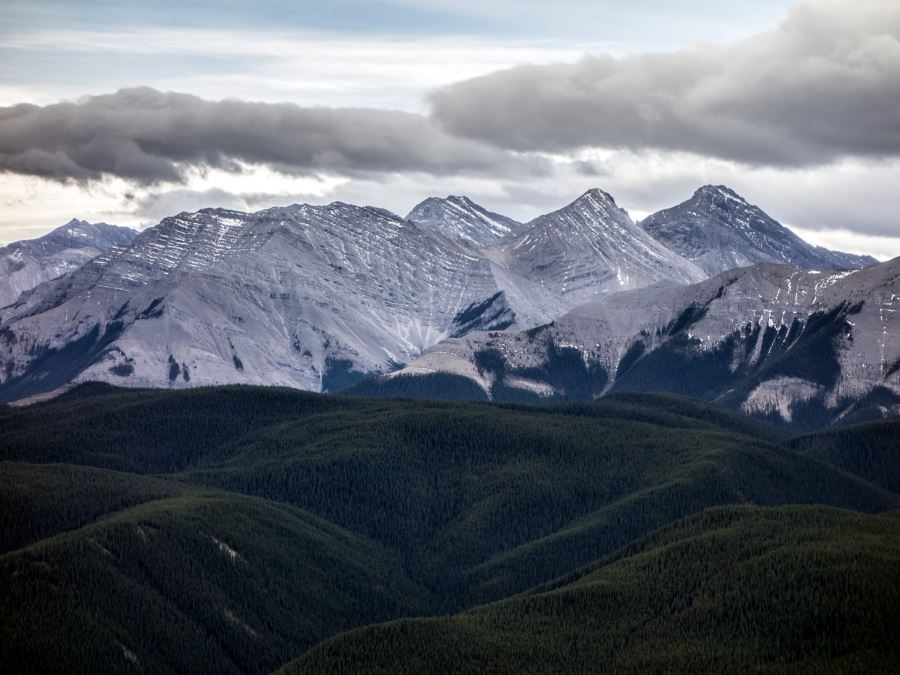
xmin=528 ymin=187 xmax=630 ymax=236
xmin=0 ymin=200 xmax=564 ymax=402
xmin=579 ymin=187 xmax=619 ymax=204
xmin=0 ymin=220 xmax=137 ymax=307
xmin=499 ymin=187 xmax=704 ymax=302
xmin=406 ymin=195 xmax=521 ymax=246
xmin=391 ymin=256 xmax=900 ymax=426
xmin=61 ymin=217 xmax=93 ymax=232
xmin=564 ymin=187 xmax=626 ymax=220
xmin=641 ymin=185 xmax=876 ymax=275
xmin=50 ymin=219 xmax=136 ymax=247
xmin=0 ymin=188 xmax=884 ymax=404
xmin=693 ymin=184 xmax=746 ymax=202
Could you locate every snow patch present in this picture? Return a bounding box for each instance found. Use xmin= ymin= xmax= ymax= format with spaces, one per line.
xmin=119 ymin=642 xmax=140 ymax=665
xmin=742 ymin=377 xmax=821 ymax=422
xmin=212 ymin=537 xmax=240 ymax=561
xmin=223 ymin=608 xmax=258 ymax=637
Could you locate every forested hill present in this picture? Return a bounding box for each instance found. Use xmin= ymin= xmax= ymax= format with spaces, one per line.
xmin=1 ymin=383 xmax=898 ymax=673
xmin=284 ymin=506 xmax=900 ymax=675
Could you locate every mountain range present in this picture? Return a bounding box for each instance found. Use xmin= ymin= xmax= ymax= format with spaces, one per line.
xmin=0 ymin=185 xmax=891 ymax=428
xmin=3 ymin=184 xmax=899 ymax=671
xmin=495 ymin=188 xmax=705 ymax=302
xmin=384 ymin=259 xmax=900 ymax=429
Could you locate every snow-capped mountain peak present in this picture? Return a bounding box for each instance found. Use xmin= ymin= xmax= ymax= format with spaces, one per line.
xmin=387 ymin=256 xmax=900 ymax=426
xmin=406 ymin=195 xmax=522 ymax=246
xmin=694 ymin=184 xmax=748 ymax=204
xmin=641 ymin=185 xmax=876 ymax=275
xmin=0 ymin=220 xmax=137 ymax=308
xmin=499 ymin=187 xmax=705 ymax=302
xmin=0 ymin=186 xmax=883 ymax=408
xmin=580 ymin=186 xmax=619 ymax=204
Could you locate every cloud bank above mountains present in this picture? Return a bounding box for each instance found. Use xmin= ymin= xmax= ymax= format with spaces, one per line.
xmin=4 ymin=0 xmax=897 ymax=182
xmin=430 ymin=0 xmax=900 ymax=166
xmin=0 ymin=0 xmax=897 ymax=255
xmin=0 ymin=88 xmax=528 ymax=185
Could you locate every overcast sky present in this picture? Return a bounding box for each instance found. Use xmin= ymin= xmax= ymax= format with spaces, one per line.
xmin=0 ymin=0 xmax=898 ymax=258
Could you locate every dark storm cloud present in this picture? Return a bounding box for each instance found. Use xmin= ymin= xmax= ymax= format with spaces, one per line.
xmin=429 ymin=0 xmax=900 ymax=166
xmin=0 ymin=87 xmax=517 ymax=185
xmin=0 ymin=0 xmax=897 ymax=189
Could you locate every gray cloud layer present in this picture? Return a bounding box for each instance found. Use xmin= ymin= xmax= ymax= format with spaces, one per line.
xmin=430 ymin=0 xmax=900 ymax=166
xmin=0 ymin=87 xmax=519 ymax=184
xmin=0 ymin=0 xmax=897 ymax=190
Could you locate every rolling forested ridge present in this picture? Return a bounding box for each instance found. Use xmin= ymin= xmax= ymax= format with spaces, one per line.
xmin=1 ymin=383 xmax=899 ymax=673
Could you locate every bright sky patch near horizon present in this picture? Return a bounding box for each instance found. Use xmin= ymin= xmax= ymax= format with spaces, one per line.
xmin=0 ymin=0 xmax=897 ymax=259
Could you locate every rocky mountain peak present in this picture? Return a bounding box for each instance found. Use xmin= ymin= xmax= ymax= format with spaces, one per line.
xmin=579 ymin=187 xmax=619 ymax=205
xmin=52 ymin=219 xmax=136 ymax=246
xmin=504 ymin=188 xmax=704 ymax=302
xmin=693 ymin=184 xmax=747 ymax=203
xmin=406 ymin=195 xmax=521 ymax=246
xmin=534 ymin=187 xmax=630 ymax=234
xmin=0 ymin=219 xmax=138 ymax=307
xmin=642 ymin=185 xmax=876 ymax=275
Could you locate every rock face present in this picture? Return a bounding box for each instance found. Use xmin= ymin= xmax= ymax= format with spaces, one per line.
xmin=0 ymin=220 xmax=136 ymax=307
xmin=406 ymin=196 xmax=522 ymax=246
xmin=494 ymin=189 xmax=706 ymax=303
xmin=0 ymin=192 xmax=711 ymax=402
xmin=0 ymin=187 xmax=888 ymax=416
xmin=0 ymin=203 xmax=566 ymax=401
xmin=388 ymin=258 xmax=900 ymax=429
xmin=641 ymin=186 xmax=877 ymax=276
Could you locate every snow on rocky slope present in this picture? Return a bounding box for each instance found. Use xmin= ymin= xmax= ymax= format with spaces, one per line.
xmin=406 ymin=195 xmax=522 ymax=246
xmin=0 ymin=188 xmax=884 ymax=410
xmin=0 ymin=220 xmax=136 ymax=307
xmin=0 ymin=202 xmax=564 ymax=401
xmin=641 ymin=185 xmax=877 ymax=276
xmin=493 ymin=188 xmax=706 ymax=303
xmin=390 ymin=258 xmax=900 ymax=428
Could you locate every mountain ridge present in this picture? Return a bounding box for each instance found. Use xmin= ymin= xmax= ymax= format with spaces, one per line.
xmin=406 ymin=195 xmax=522 ymax=246
xmin=641 ymin=185 xmax=877 ymax=275
xmin=0 ymin=187 xmax=883 ymax=408
xmin=0 ymin=219 xmax=136 ymax=307
xmin=0 ymin=201 xmax=564 ymax=401
xmin=494 ymin=188 xmax=706 ymax=302
xmin=378 ymin=256 xmax=900 ymax=428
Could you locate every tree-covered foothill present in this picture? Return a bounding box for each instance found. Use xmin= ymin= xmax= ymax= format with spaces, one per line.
xmin=0 ymin=383 xmax=897 ymax=673
xmin=283 ymin=506 xmax=900 ymax=675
